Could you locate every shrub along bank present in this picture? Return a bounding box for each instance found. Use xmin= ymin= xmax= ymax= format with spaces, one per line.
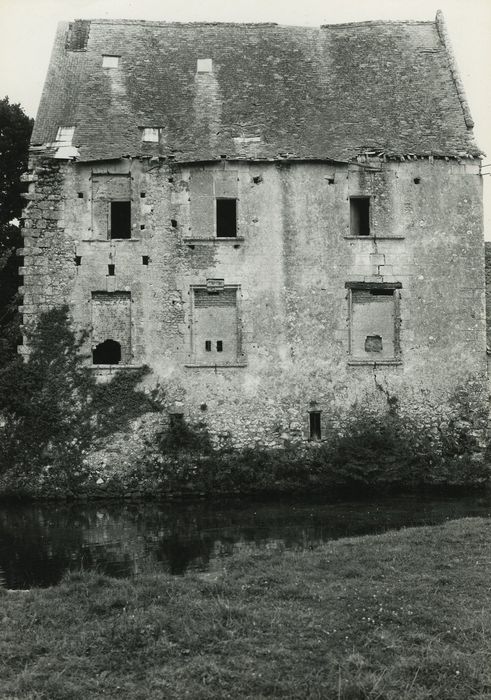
xmin=0 ymin=308 xmax=488 ymax=499
xmin=0 ymin=518 xmax=490 ymax=699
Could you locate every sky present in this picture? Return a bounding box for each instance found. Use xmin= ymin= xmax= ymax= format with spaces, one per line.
xmin=1 ymin=0 xmax=490 ymax=236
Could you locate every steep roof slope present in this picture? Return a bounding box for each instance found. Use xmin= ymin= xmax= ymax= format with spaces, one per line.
xmin=31 ymin=13 xmax=481 ymax=162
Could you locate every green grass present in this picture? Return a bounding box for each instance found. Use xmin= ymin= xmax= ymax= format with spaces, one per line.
xmin=1 ymin=518 xmax=490 ymax=699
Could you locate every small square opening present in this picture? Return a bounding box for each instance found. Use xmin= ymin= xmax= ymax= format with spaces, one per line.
xmin=216 ymin=198 xmax=237 ymax=238
xmin=350 ymin=197 xmax=370 ymax=236
xmin=110 ymin=201 xmax=131 ymax=239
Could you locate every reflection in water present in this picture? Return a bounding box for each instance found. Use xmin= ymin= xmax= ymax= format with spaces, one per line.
xmin=0 ymin=494 xmax=490 ymax=589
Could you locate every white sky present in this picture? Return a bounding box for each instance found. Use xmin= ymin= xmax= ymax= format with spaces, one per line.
xmin=1 ymin=0 xmax=490 ymax=237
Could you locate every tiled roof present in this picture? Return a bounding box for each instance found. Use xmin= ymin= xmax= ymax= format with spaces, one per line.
xmin=31 ymin=13 xmax=481 ymax=162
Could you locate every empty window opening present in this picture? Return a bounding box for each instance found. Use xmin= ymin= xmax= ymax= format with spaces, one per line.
xmin=216 ymin=340 xmax=223 ymax=352
xmin=140 ymin=192 xmax=146 ymax=198
xmin=413 ymin=177 xmax=421 ymax=184
xmin=252 ymin=175 xmax=263 ymax=185
xmin=55 ymin=126 xmax=75 ymax=144
xmin=171 ymin=219 xmax=177 ymax=228
xmin=142 ymin=256 xmax=149 ymax=266
xmin=140 ymin=224 xmax=145 ymax=230
xmin=350 ymin=197 xmax=370 ymax=236
xmin=168 ymin=177 xmax=174 ymax=183
xmin=78 ymin=192 xmax=84 ymax=198
xmin=75 ymin=255 xmax=82 ymax=266
xmin=309 ymin=411 xmax=322 ymax=440
xmin=205 ymin=340 xmax=212 ymax=351
xmin=370 ymin=289 xmax=394 ymax=296
xmin=108 ymin=264 xmax=115 ymax=276
xmin=102 ymin=55 xmax=120 ymax=68
xmin=92 ymin=339 xmax=121 ymax=365
xmin=216 ymin=198 xmax=237 ymax=237
xmin=365 ymin=335 xmax=383 ymax=353
xmin=197 ymin=58 xmax=213 ymax=73
xmin=327 ymin=177 xmax=335 ymax=185
xmin=110 ymin=201 xmax=131 ymax=239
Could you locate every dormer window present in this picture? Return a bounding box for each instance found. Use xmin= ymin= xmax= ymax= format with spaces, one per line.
xmin=142 ymin=128 xmax=161 ymax=143
xmin=55 ymin=126 xmax=75 ymax=144
xmin=197 ymin=58 xmax=213 ymax=73
xmin=102 ymin=55 xmax=120 ymax=68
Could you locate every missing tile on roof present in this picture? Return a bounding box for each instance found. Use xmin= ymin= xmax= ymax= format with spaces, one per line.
xmin=142 ymin=128 xmax=160 ymax=143
xmin=55 ymin=126 xmax=75 ymax=144
xmin=197 ymin=58 xmax=213 ymax=73
xmin=102 ymin=55 xmax=120 ymax=68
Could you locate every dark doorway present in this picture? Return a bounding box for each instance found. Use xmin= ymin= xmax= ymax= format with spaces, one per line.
xmin=110 ymin=201 xmax=131 ymax=239
xmin=92 ymin=339 xmax=122 ymax=365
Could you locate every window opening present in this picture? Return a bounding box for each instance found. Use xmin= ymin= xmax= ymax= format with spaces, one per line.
xmin=108 ymin=264 xmax=115 ymax=276
xmin=78 ymin=192 xmax=84 ymax=198
xmin=110 ymin=201 xmax=131 ymax=239
xmin=205 ymin=340 xmax=212 ymax=352
xmin=75 ymin=256 xmax=82 ymax=266
xmin=216 ymin=198 xmax=237 ymax=238
xmin=309 ymin=411 xmax=321 ymax=440
xmin=92 ymin=339 xmax=121 ymax=365
xmin=350 ymin=197 xmax=370 ymax=236
xmin=216 ymin=340 xmax=223 ymax=352
xmin=142 ymin=256 xmax=149 ymax=266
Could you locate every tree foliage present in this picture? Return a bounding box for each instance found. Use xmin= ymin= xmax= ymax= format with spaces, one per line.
xmin=0 ymin=307 xmax=159 ymax=494
xmin=0 ymin=97 xmax=33 ymax=367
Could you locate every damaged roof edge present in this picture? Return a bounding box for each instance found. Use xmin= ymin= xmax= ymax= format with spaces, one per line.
xmin=435 ymin=9 xmax=475 ymax=130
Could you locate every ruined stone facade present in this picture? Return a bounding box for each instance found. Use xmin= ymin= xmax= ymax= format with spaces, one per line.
xmin=21 ymin=14 xmax=487 ymax=451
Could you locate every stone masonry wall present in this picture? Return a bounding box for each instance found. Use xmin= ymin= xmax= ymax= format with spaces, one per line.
xmin=21 ymin=156 xmax=487 ymax=454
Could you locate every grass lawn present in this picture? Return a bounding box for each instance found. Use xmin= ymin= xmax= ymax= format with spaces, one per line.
xmin=0 ymin=517 xmax=490 ymax=699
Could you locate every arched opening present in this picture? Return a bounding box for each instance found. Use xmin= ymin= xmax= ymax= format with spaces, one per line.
xmin=92 ymin=339 xmax=121 ymax=365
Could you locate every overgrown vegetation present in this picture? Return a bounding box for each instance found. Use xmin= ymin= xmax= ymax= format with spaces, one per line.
xmin=121 ymin=384 xmax=488 ymax=497
xmin=0 ymin=307 xmax=158 ymax=495
xmin=0 ymin=518 xmax=489 ymax=698
xmin=0 ymin=97 xmax=33 ymax=367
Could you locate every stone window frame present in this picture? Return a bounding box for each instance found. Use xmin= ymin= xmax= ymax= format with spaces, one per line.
xmin=345 ymin=281 xmax=402 ymax=366
xmin=185 ymin=283 xmax=247 ymax=368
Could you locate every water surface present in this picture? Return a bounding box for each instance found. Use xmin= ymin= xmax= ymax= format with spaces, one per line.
xmin=1 ymin=493 xmax=490 ymax=589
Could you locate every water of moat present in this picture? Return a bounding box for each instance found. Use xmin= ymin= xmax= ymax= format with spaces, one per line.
xmin=1 ymin=493 xmax=490 ymax=589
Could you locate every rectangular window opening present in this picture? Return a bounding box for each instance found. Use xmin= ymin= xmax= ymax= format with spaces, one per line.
xmin=110 ymin=201 xmax=131 ymax=239
xmin=75 ymin=255 xmax=82 ymax=266
xmin=216 ymin=198 xmax=237 ymax=238
xmin=350 ymin=197 xmax=370 ymax=236
xmin=216 ymin=340 xmax=223 ymax=352
xmin=142 ymin=256 xmax=149 ymax=266
xmin=108 ymin=264 xmax=115 ymax=276
xmin=205 ymin=340 xmax=212 ymax=352
xmin=309 ymin=411 xmax=321 ymax=440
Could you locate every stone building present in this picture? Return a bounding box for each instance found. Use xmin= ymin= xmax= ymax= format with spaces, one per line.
xmin=21 ymin=13 xmax=487 ymax=450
